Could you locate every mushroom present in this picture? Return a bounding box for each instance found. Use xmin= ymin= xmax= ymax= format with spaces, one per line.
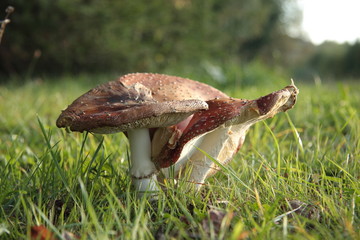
xmin=57 ymin=73 xmax=298 ymax=193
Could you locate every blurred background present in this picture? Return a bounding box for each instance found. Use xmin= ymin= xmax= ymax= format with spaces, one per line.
xmin=0 ymin=0 xmax=359 ymax=85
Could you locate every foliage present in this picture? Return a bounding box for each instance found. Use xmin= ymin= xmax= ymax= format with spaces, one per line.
xmin=0 ymin=0 xmax=291 ymax=79
xmin=342 ymin=41 xmax=360 ymax=78
xmin=0 ymin=75 xmax=359 ymax=239
xmin=290 ymin=40 xmax=360 ymax=81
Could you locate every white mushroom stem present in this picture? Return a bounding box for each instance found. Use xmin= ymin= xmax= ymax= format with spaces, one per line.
xmin=127 ymin=128 xmax=158 ymax=193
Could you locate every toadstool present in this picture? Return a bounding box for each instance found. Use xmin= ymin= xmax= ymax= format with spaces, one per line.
xmin=57 ymin=73 xmax=298 ymax=193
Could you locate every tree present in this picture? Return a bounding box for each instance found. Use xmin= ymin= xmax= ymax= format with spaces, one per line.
xmin=0 ymin=0 xmax=291 ymax=79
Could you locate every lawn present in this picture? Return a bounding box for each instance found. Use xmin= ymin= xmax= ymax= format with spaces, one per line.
xmin=0 ymin=75 xmax=359 ymax=239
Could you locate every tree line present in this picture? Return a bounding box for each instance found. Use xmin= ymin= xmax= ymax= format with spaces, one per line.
xmin=0 ymin=0 xmax=292 ymax=78
xmin=0 ymin=0 xmax=359 ymax=81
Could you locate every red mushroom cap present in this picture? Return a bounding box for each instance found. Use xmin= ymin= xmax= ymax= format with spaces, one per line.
xmin=153 ymin=83 xmax=298 ymax=168
xmin=56 ymin=80 xmax=208 ymax=133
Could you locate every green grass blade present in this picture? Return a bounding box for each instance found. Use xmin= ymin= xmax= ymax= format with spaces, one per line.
xmin=263 ymin=121 xmax=281 ymax=184
xmin=195 ymin=147 xmax=254 ymax=194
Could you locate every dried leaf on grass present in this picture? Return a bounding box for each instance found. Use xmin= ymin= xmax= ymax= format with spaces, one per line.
xmin=31 ymin=225 xmax=79 ymax=240
xmin=31 ymin=226 xmax=56 ymax=240
xmin=201 ymin=209 xmax=233 ymax=235
xmin=274 ymin=199 xmax=321 ymax=225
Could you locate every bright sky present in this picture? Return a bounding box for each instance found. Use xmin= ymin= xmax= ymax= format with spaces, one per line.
xmin=297 ymin=0 xmax=360 ymax=44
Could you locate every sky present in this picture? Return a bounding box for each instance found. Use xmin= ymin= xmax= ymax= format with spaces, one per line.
xmin=297 ymin=0 xmax=360 ymax=44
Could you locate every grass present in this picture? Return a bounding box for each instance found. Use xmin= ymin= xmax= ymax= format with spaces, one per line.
xmin=0 ymin=75 xmax=359 ymax=239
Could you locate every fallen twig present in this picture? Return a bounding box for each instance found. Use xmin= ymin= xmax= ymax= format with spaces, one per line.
xmin=0 ymin=6 xmax=14 ymax=44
